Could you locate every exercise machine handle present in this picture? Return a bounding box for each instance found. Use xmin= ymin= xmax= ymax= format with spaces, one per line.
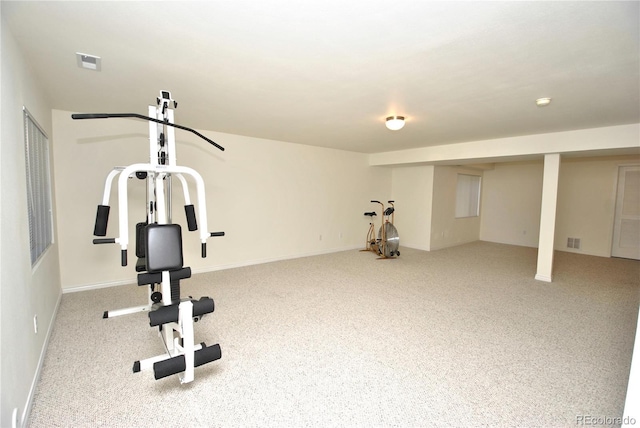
xmin=92 ymin=239 xmax=126 ymax=266
xmin=201 ymin=232 xmax=225 ymax=258
xmin=72 ymin=113 xmax=113 ymax=119
xmin=71 ymin=112 xmax=225 ymax=152
xmin=185 ymin=204 xmax=198 ymax=231
xmin=93 ymin=238 xmax=116 ymax=244
xmin=94 ymin=204 xmax=110 ymax=236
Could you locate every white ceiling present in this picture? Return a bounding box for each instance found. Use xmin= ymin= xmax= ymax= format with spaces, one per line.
xmin=3 ymin=1 xmax=639 ymax=154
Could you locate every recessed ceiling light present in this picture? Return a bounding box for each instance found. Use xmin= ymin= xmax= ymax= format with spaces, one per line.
xmin=76 ymin=52 xmax=101 ymax=71
xmin=536 ymin=97 xmax=551 ymax=107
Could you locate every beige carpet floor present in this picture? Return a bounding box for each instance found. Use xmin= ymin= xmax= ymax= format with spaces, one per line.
xmin=28 ymin=242 xmax=639 ymax=427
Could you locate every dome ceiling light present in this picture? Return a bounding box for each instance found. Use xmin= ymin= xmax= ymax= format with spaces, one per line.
xmin=536 ymin=97 xmax=552 ymax=107
xmin=385 ymin=115 xmax=405 ymax=131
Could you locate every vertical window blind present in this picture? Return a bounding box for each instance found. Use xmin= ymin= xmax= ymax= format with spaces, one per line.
xmin=455 ymin=174 xmax=481 ymax=218
xmin=24 ymin=108 xmax=53 ymax=265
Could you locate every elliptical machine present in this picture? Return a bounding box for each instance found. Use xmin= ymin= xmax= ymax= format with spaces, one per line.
xmin=361 ymin=200 xmax=400 ymax=259
xmin=73 ymin=91 xmax=224 ymax=384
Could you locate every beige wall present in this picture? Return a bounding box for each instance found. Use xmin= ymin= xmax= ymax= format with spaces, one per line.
xmin=480 ymin=155 xmax=640 ymax=257
xmin=370 ymin=124 xmax=640 ymax=166
xmin=480 ymin=160 xmax=544 ymax=247
xmin=1 ymin=17 xmax=61 ymax=428
xmin=388 ymin=165 xmax=485 ymax=252
xmin=372 ymin=123 xmax=640 ymax=258
xmin=392 ymin=154 xmax=640 ymax=257
xmin=390 ymin=165 xmax=434 ymax=251
xmin=52 ymin=110 xmax=391 ymax=289
xmin=430 ymin=166 xmax=483 ymax=250
xmin=556 ymin=156 xmax=639 ymax=257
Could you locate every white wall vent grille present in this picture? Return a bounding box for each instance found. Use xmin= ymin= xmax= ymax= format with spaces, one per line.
xmin=76 ymin=52 xmax=101 ymax=71
xmin=567 ymin=237 xmax=581 ymax=249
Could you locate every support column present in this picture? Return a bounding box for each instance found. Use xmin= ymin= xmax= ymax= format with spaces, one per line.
xmin=535 ymin=153 xmax=561 ymax=282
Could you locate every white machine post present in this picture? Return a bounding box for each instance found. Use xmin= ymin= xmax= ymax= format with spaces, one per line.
xmin=177 ymin=300 xmax=195 ymax=384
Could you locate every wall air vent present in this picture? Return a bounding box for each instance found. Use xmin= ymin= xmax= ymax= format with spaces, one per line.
xmin=76 ymin=52 xmax=101 ymax=71
xmin=567 ymin=237 xmax=581 ymax=249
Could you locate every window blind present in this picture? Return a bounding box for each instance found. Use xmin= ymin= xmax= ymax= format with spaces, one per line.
xmin=455 ymin=174 xmax=481 ymax=218
xmin=24 ymin=108 xmax=53 ymax=265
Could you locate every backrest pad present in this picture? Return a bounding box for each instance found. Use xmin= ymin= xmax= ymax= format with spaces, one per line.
xmin=145 ymin=224 xmax=183 ymax=273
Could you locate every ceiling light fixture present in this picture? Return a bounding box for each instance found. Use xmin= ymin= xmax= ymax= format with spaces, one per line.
xmin=76 ymin=52 xmax=101 ymax=71
xmin=386 ymin=115 xmax=405 ymax=131
xmin=536 ymin=97 xmax=551 ymax=107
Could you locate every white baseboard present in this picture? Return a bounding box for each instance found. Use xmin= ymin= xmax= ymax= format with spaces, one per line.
xmin=63 ymin=278 xmax=137 ymax=294
xmin=398 ymin=243 xmax=431 ymax=252
xmin=21 ymin=290 xmax=62 ymax=427
xmin=64 ymin=245 xmax=363 ymax=293
xmin=191 ymin=244 xmax=364 ymax=276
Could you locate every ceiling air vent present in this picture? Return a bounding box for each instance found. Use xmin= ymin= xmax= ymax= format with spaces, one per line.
xmin=76 ymin=52 xmax=101 ymax=71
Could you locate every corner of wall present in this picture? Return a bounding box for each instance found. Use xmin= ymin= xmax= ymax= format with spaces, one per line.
xmin=1 ymin=19 xmax=61 ymax=428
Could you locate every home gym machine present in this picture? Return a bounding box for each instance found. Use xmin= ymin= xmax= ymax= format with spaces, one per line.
xmin=73 ymin=91 xmax=224 ymax=384
xmin=361 ymin=200 xmax=400 ymax=258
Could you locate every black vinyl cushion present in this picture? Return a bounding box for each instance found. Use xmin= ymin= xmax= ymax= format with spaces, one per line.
xmin=145 ymin=224 xmax=183 ymax=273
xmin=136 ymin=222 xmax=147 ymax=258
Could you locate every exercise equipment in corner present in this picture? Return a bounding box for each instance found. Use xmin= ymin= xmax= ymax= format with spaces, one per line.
xmin=73 ymin=90 xmax=224 ymax=384
xmin=361 ymin=200 xmax=400 ymax=259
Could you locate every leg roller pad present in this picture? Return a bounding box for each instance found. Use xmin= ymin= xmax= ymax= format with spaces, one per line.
xmin=149 ymin=297 xmax=214 ymax=327
xmin=153 ymin=344 xmax=221 ymax=380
